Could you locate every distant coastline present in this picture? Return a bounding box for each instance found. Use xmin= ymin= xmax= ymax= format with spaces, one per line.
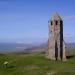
xmin=0 ymin=42 xmax=75 ymax=54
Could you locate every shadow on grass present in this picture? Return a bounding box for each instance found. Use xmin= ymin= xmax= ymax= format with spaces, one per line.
xmin=66 ymin=55 xmax=75 ymax=59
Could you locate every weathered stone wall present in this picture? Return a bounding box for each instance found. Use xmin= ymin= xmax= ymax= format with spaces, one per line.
xmin=46 ymin=13 xmax=66 ymax=61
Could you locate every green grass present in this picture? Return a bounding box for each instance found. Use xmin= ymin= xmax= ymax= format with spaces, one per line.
xmin=0 ymin=52 xmax=75 ymax=75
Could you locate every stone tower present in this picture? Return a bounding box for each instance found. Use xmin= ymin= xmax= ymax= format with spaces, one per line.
xmin=46 ymin=13 xmax=66 ymax=61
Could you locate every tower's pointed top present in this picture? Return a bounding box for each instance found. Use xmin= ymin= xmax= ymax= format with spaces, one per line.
xmin=51 ymin=12 xmax=62 ymax=20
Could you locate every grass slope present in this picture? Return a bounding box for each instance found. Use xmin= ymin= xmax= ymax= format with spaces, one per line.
xmin=0 ymin=52 xmax=75 ymax=75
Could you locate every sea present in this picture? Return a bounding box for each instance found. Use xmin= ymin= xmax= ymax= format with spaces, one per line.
xmin=0 ymin=43 xmax=28 ymax=53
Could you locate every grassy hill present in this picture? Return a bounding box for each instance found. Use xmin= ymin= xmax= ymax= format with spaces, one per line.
xmin=0 ymin=50 xmax=75 ymax=75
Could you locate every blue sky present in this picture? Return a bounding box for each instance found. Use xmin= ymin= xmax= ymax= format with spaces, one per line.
xmin=0 ymin=0 xmax=75 ymax=43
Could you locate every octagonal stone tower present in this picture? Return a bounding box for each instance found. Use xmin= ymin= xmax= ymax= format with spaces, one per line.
xmin=46 ymin=13 xmax=66 ymax=61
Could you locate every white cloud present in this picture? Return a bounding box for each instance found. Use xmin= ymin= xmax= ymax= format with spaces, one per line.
xmin=63 ymin=15 xmax=75 ymax=20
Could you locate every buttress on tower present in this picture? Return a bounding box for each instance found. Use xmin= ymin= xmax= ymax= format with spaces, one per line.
xmin=46 ymin=13 xmax=66 ymax=61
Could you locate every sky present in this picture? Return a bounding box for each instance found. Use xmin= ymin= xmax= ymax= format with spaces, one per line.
xmin=0 ymin=0 xmax=75 ymax=43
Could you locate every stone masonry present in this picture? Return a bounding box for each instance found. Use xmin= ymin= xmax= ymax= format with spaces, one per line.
xmin=46 ymin=13 xmax=66 ymax=61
